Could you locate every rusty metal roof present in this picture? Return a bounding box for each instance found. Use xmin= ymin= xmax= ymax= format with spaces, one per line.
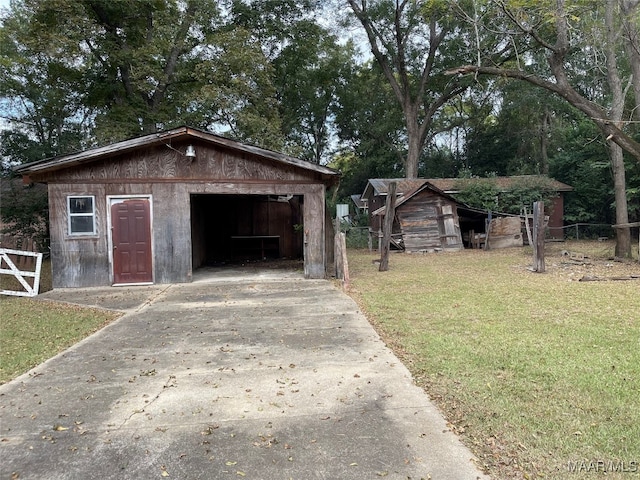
xmin=350 ymin=194 xmax=367 ymax=209
xmin=363 ymin=176 xmax=572 ymax=199
xmin=362 ymin=178 xmax=430 ymax=198
xmin=426 ymin=176 xmax=573 ymax=192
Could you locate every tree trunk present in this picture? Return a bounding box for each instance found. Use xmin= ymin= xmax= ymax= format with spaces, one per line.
xmin=539 ymin=108 xmax=550 ymax=174
xmin=611 ymin=144 xmax=632 ymax=257
xmin=405 ymin=124 xmax=421 ymax=178
xmin=621 ymin=0 xmax=640 ymax=119
xmin=605 ymin=0 xmax=632 ymax=258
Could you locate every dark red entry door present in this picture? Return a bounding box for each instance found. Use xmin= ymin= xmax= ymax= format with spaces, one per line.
xmin=111 ymin=199 xmax=153 ymax=284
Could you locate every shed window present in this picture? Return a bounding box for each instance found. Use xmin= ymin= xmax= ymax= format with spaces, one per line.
xmin=68 ymin=196 xmax=96 ymax=235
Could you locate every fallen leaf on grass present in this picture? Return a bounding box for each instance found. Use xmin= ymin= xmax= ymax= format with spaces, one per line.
xmin=53 ymin=425 xmax=69 ymax=431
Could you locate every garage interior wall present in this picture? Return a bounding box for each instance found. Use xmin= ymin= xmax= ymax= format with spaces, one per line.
xmin=190 ymin=194 xmax=304 ymax=268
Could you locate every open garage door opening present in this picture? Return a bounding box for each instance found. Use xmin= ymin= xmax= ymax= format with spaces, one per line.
xmin=190 ymin=194 xmax=304 ymax=269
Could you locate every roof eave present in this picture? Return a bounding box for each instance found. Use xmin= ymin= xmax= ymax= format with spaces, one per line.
xmin=15 ymin=127 xmax=190 ymax=175
xmin=14 ymin=126 xmax=340 ymax=180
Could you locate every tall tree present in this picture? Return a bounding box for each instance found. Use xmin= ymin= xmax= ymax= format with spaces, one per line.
xmin=620 ymin=0 xmax=640 ymax=119
xmin=70 ymin=0 xmax=223 ymax=140
xmin=450 ymin=0 xmax=639 ymax=257
xmin=346 ymin=0 xmax=470 ymax=178
xmin=1 ymin=0 xmax=286 ymax=149
xmin=463 ymin=80 xmax=579 ymax=176
xmin=230 ymin=0 xmax=358 ymax=162
xmin=450 ymin=0 xmax=640 ymax=162
xmin=0 ymin=0 xmax=93 ymax=164
xmin=604 ymin=0 xmax=633 ymax=256
xmin=331 ymin=62 xmax=406 ymax=197
xmin=274 ymin=24 xmax=356 ymax=164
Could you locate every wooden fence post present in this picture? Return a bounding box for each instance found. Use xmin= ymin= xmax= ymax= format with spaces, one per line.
xmin=533 ymin=201 xmax=546 ymax=272
xmin=379 ymin=181 xmax=397 ymax=272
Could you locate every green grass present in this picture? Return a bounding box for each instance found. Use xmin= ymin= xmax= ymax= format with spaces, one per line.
xmin=0 ymin=297 xmax=120 ymax=384
xmin=347 ymin=245 xmax=640 ymax=479
xmin=1 ymin=260 xmax=120 ymax=384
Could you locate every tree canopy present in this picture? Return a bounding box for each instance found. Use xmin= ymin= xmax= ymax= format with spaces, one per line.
xmin=0 ymin=0 xmax=638 ymax=253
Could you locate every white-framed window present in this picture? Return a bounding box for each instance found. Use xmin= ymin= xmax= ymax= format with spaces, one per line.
xmin=68 ymin=196 xmax=96 ymax=235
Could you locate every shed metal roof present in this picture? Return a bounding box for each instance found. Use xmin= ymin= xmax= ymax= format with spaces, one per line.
xmin=361 ymin=178 xmax=429 ymax=198
xmin=362 ymin=176 xmax=573 ymax=199
xmin=426 ymin=176 xmax=573 ymax=192
xmin=350 ymin=194 xmax=367 ymax=210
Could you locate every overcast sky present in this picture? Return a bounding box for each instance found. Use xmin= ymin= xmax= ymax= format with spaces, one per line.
xmin=0 ymin=0 xmax=11 ymax=19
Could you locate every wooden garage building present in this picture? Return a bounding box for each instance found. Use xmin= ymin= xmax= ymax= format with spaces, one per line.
xmin=16 ymin=127 xmax=340 ymax=288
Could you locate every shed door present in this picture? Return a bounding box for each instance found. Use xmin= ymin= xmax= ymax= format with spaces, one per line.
xmin=440 ymin=205 xmax=463 ymax=250
xmin=111 ymin=199 xmax=152 ymax=284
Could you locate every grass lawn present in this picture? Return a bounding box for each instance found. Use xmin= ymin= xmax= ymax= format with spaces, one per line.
xmin=0 ymin=260 xmax=120 ymax=384
xmin=347 ymin=242 xmax=640 ymax=479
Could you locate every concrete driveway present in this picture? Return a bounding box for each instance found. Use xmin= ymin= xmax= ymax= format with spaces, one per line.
xmin=0 ymin=268 xmax=488 ymax=479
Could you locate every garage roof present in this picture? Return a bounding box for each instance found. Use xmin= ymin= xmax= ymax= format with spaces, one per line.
xmin=15 ymin=126 xmax=339 ymax=183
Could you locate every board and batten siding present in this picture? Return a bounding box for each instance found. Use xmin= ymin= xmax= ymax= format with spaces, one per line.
xmin=41 ymin=141 xmax=329 ymax=287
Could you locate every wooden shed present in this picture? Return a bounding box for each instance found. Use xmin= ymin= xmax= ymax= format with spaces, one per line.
xmin=15 ymin=127 xmax=340 ymax=288
xmin=363 ymin=176 xmax=573 ymax=247
xmin=372 ymin=181 xmax=487 ymax=252
xmin=362 ymin=178 xmax=428 ymax=233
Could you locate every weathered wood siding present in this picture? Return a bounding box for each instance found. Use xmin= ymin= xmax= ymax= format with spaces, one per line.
xmin=37 ymin=141 xmax=315 ymax=184
xmin=488 ymin=216 xmax=523 ymax=249
xmin=152 ymin=183 xmax=191 ymax=284
xmin=440 ymin=204 xmax=463 ymax=250
xmin=48 ymin=184 xmax=109 ymax=288
xmin=42 ymin=142 xmax=329 ymax=287
xmin=395 ymin=189 xmax=463 ymax=252
xmin=303 ymin=185 xmax=326 ymax=278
